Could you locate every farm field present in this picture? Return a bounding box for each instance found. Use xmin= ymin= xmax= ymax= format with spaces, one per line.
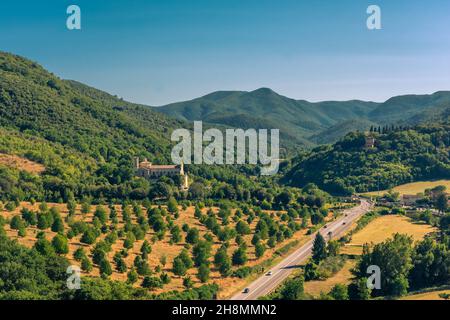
xmin=362 ymin=180 xmax=450 ymax=197
xmin=0 ymin=201 xmax=323 ymax=299
xmin=401 ymin=290 xmax=450 ymax=300
xmin=303 ymin=259 xmax=356 ymax=297
xmin=341 ymin=215 xmax=436 ymax=255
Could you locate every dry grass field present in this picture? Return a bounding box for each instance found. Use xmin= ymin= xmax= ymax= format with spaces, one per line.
xmin=0 ymin=202 xmax=319 ymax=298
xmin=341 ymin=215 xmax=436 ymax=255
xmin=362 ymin=180 xmax=450 ymax=197
xmin=304 ymin=259 xmax=356 ymax=297
xmin=401 ymin=290 xmax=450 ymax=300
xmin=0 ymin=153 xmax=45 ymax=174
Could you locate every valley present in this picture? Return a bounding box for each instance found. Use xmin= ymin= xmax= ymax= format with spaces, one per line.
xmin=155 ymin=87 xmax=450 ymax=147
xmin=0 ymin=51 xmax=449 ymax=301
xmin=1 ymin=199 xmax=339 ymax=299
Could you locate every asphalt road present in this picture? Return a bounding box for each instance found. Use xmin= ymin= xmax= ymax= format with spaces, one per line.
xmin=230 ymin=199 xmax=373 ymax=300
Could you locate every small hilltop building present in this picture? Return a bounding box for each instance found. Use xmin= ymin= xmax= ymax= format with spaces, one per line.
xmin=364 ymin=135 xmax=376 ymax=149
xmin=134 ymin=157 xmax=189 ymax=190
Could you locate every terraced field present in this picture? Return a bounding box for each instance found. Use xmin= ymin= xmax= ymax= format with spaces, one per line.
xmin=1 ymin=202 xmax=322 ymax=298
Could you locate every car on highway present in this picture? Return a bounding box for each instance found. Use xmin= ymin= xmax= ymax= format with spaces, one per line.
xmin=266 ymin=271 xmax=273 ymax=276
xmin=243 ymin=288 xmax=250 ymax=294
xmin=343 ymin=222 xmax=346 ymax=225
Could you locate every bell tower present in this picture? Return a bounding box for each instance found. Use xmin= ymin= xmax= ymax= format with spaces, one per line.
xmin=179 ymin=161 xmax=184 ymax=175
xmin=134 ymin=157 xmax=140 ymax=169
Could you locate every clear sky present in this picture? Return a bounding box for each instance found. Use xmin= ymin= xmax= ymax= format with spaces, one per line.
xmin=1 ymin=0 xmax=450 ymax=105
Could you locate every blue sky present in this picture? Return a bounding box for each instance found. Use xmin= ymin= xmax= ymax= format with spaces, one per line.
xmin=1 ymin=0 xmax=450 ymax=105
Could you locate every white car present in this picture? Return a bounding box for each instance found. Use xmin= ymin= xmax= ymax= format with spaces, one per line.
xmin=266 ymin=271 xmax=273 ymax=276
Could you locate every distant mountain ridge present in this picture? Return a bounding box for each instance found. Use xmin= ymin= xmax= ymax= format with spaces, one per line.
xmin=0 ymin=51 xmax=187 ymax=202
xmin=155 ymin=89 xmax=450 ymax=146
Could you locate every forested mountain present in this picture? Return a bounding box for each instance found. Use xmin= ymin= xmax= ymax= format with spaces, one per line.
xmin=0 ymin=52 xmax=286 ymax=204
xmin=0 ymin=52 xmax=182 ymax=157
xmin=309 ymin=119 xmax=378 ymax=145
xmin=156 ymin=88 xmax=378 ymax=146
xmin=0 ymin=52 xmax=186 ymax=202
xmin=284 ymin=123 xmax=450 ymax=195
xmin=2 ymin=51 xmax=450 ymax=201
xmin=156 ymin=89 xmax=450 ymax=146
xmin=369 ymin=91 xmax=450 ymax=124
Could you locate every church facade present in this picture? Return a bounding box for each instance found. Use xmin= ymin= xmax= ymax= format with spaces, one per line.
xmin=134 ymin=157 xmax=189 ymax=190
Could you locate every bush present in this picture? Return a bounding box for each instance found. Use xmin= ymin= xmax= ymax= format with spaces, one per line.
xmin=280 ymin=277 xmax=304 ymax=300
xmin=99 ymin=258 xmax=113 ymax=276
xmin=73 ymin=248 xmax=86 ymax=261
xmin=142 ymin=276 xmax=163 ymax=290
xmin=232 ymin=266 xmax=252 ymax=279
xmin=197 ymin=264 xmax=210 ymax=283
xmin=81 ymin=257 xmax=93 ymax=272
xmin=232 ymin=246 xmax=248 ymax=266
xmin=81 ymin=228 xmax=97 ymax=245
xmin=10 ymin=215 xmax=25 ymax=230
xmin=52 ymin=234 xmax=69 ymax=255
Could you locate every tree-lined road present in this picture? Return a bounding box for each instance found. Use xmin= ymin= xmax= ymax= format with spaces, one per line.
xmin=230 ymin=199 xmax=373 ymax=300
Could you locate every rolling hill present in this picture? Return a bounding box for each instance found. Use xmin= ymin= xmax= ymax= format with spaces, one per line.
xmin=156 ymin=88 xmax=379 ymax=146
xmin=369 ymin=91 xmax=450 ymax=124
xmin=156 ymin=89 xmax=450 ymax=146
xmin=2 ymin=50 xmax=450 ymax=200
xmin=0 ymin=52 xmax=286 ymax=204
xmin=283 ymin=123 xmax=450 ymax=195
xmin=309 ymin=119 xmax=378 ymax=145
xmin=0 ymin=51 xmax=186 ymax=202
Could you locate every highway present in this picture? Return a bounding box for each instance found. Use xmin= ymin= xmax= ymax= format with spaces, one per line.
xmin=230 ymin=199 xmax=373 ymax=300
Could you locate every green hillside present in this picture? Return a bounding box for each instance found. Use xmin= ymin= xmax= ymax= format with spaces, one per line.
xmin=284 ymin=123 xmax=450 ymax=195
xmin=0 ymin=52 xmax=185 ymax=202
xmin=369 ymin=91 xmax=450 ymax=124
xmin=156 ymin=88 xmax=450 ymax=146
xmin=402 ymin=105 xmax=450 ymax=126
xmin=0 ymin=52 xmax=290 ymax=204
xmin=309 ymin=119 xmax=378 ymax=145
xmin=156 ymin=88 xmax=378 ymax=146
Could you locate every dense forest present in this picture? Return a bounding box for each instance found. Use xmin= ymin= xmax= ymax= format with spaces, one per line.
xmin=0 ymin=52 xmax=186 ymax=202
xmin=0 ymin=52 xmax=286 ymax=204
xmin=284 ymin=123 xmax=450 ymax=195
